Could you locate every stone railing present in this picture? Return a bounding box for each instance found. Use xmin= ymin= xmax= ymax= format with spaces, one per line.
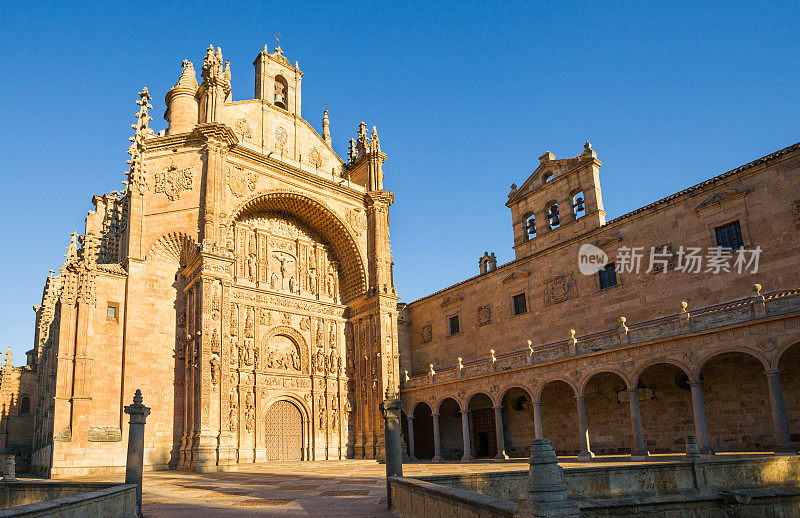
xmin=403 ymin=287 xmax=800 ymax=389
xmin=0 ymin=482 xmax=137 ymax=517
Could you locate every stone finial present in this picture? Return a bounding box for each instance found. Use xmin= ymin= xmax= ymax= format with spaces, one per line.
xmin=753 ymin=283 xmax=762 ymax=296
xmin=527 ymin=340 xmax=534 ymax=354
xmin=568 ymin=329 xmax=578 ymax=355
xmin=404 ymin=370 xmax=409 ymax=382
xmin=124 ymin=389 xmax=151 ymax=424
xmin=753 ymin=283 xmax=766 ymax=317
xmin=539 ymin=151 xmax=555 ymax=163
xmin=516 ymin=438 xmax=581 ymax=517
xmin=428 ymin=364 xmax=435 ymax=379
xmin=322 ymin=109 xmax=331 ymax=145
xmin=619 ymin=316 xmax=628 ymax=333
xmin=457 ymin=357 xmax=463 ymax=370
xmin=680 ymin=301 xmax=688 ymax=312
xmin=490 ymin=349 xmax=496 ymax=363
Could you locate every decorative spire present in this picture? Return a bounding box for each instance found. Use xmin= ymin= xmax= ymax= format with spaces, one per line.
xmin=356 ymin=121 xmax=369 ymax=157
xmin=371 ymin=126 xmax=380 ymax=153
xmin=322 ymin=109 xmax=331 ymax=145
xmin=64 ymin=232 xmax=80 ymax=268
xmin=348 ymin=138 xmax=356 ymax=164
xmin=125 ymin=88 xmax=153 ymax=195
xmin=173 ymin=60 xmax=199 ymax=91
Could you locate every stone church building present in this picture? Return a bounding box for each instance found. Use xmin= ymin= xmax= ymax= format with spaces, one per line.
xmin=11 ymin=44 xmax=800 ymax=477
xmin=25 ymin=45 xmax=400 ymax=476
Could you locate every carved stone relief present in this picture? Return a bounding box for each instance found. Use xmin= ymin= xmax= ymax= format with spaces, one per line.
xmin=227 ymin=166 xmax=256 ymax=198
xmin=544 ymin=274 xmax=579 ymax=306
xmin=478 ymin=305 xmax=491 ymax=326
xmin=154 ymin=163 xmax=193 ymax=201
xmin=420 ymin=325 xmax=432 ymax=344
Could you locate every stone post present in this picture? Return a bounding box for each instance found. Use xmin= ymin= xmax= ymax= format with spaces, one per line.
xmin=626 ymin=388 xmax=650 ymax=460
xmin=575 ymin=396 xmax=594 ymax=461
xmin=764 ymin=370 xmax=797 ymax=455
xmin=2 ymin=454 xmax=16 ymax=481
xmin=689 ymin=380 xmax=714 ymax=454
xmin=514 ymin=438 xmax=581 ymax=517
xmin=461 ymin=409 xmax=474 ymax=462
xmin=432 ymin=412 xmax=442 ymax=462
xmin=125 ymin=389 xmax=151 ymax=518
xmin=379 ymin=388 xmax=403 ymax=510
xmin=533 ymin=400 xmax=543 ymax=440
xmin=406 ymin=415 xmax=417 ymax=461
xmin=493 ymin=405 xmax=509 ymax=460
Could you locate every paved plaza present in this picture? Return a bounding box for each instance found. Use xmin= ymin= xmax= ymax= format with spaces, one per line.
xmin=48 ymin=453 xmax=766 ymax=517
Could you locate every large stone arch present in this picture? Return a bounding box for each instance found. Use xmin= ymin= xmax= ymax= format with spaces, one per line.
xmin=226 ymin=190 xmax=367 ymax=302
xmin=771 ymin=331 xmax=800 ymax=369
xmin=632 ymin=357 xmax=692 ymax=385
xmin=260 ymin=325 xmax=310 ymax=374
xmin=579 ymin=367 xmax=632 ymax=395
xmin=535 ymin=377 xmax=578 ymax=400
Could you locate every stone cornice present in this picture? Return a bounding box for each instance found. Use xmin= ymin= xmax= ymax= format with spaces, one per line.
xmin=194 ymin=122 xmax=239 ymax=147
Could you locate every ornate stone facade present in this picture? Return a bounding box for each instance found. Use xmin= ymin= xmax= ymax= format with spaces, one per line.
xmin=26 ymin=45 xmax=399 ymax=476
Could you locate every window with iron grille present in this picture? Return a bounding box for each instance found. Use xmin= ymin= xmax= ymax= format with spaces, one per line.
xmin=714 ymin=220 xmax=744 ymax=250
xmin=448 ymin=315 xmax=460 ymax=335
xmin=512 ymin=292 xmax=527 ymax=315
xmin=598 ymin=263 xmax=618 ymax=290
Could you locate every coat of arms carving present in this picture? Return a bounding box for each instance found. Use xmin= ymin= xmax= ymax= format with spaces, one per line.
xmin=227 ymin=166 xmax=256 ymax=198
xmin=347 ymin=208 xmax=367 ymax=236
xmin=154 ymin=163 xmax=193 ymax=201
xmin=544 ymin=274 xmax=578 ymax=306
xmin=477 ymin=305 xmax=491 ymax=326
xmin=420 ymin=324 xmax=432 ymax=343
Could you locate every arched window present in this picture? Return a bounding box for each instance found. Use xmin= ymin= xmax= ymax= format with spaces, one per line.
xmin=20 ymin=396 xmax=30 ymax=415
xmin=525 ymin=214 xmax=537 ymax=240
xmin=274 ymin=76 xmax=288 ymax=109
xmin=572 ymin=190 xmax=585 ymax=219
xmin=546 ymin=203 xmax=560 ymax=230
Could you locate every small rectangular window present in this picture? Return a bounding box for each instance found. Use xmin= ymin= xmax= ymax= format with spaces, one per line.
xmin=107 ymin=305 xmax=117 ymax=319
xmin=598 ymin=263 xmax=618 ymax=290
xmin=448 ymin=315 xmax=460 ymax=335
xmin=512 ymin=292 xmax=527 ymax=315
xmin=714 ymin=220 xmax=744 ymax=250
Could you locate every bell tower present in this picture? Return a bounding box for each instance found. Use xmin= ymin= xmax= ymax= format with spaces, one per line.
xmin=253 ymin=45 xmax=302 ymax=116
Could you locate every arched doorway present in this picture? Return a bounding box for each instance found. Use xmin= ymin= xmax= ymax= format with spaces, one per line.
xmin=412 ymin=402 xmax=435 ymax=459
xmin=265 ymin=400 xmax=304 ymax=460
xmin=700 ymin=352 xmax=772 ymax=452
xmin=468 ymin=393 xmax=496 ymax=459
xmin=501 ymin=387 xmax=534 ymax=458
xmin=539 ymin=380 xmax=579 ymax=455
xmin=582 ymin=372 xmax=631 ymax=455
xmin=437 ymin=397 xmax=463 ymax=460
xmin=636 ymin=363 xmax=695 ymax=453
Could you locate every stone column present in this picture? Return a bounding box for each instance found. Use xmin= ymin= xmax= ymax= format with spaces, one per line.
xmin=124 ymin=389 xmax=151 ymax=518
xmin=406 ymin=415 xmax=417 ymax=461
xmin=533 ymin=399 xmax=543 ymax=440
xmin=432 ymin=412 xmax=442 ymax=462
xmin=689 ymin=380 xmax=713 ymax=454
xmin=493 ymin=405 xmax=509 ymax=460
xmin=461 ymin=409 xmax=474 ymax=462
xmin=2 ymin=454 xmax=16 ymax=481
xmin=515 ymin=438 xmax=581 ymax=517
xmin=575 ymin=396 xmax=594 ymax=460
xmin=626 ymin=388 xmax=650 ymax=460
xmin=764 ymin=370 xmax=797 ymax=455
xmin=379 ymin=389 xmax=403 ymax=510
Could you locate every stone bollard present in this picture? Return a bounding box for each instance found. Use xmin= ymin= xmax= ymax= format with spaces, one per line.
xmin=685 ymin=434 xmax=701 ymax=459
xmin=515 ymin=438 xmax=581 ymax=517
xmin=379 ymin=386 xmax=403 ymax=511
xmin=2 ymin=454 xmax=15 ymax=481
xmin=124 ymin=389 xmax=151 ymax=518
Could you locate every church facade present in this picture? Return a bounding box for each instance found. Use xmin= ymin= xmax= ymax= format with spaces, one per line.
xmin=26 ymin=45 xmax=400 ymax=476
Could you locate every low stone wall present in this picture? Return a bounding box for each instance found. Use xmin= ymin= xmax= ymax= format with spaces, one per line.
xmin=390 ymin=456 xmax=800 ymax=517
xmin=0 ymin=481 xmax=136 ymax=517
xmin=390 ymin=476 xmax=517 ymax=518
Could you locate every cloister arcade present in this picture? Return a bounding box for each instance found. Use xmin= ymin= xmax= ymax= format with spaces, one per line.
xmin=402 ymin=342 xmax=800 ymax=462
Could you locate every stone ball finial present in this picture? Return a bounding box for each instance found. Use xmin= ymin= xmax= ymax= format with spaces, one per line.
xmin=569 ymin=329 xmax=576 ymax=338
xmin=681 ymin=301 xmax=688 ymax=311
xmin=754 ymin=283 xmax=762 ymax=295
xmin=619 ymin=316 xmax=626 ymax=325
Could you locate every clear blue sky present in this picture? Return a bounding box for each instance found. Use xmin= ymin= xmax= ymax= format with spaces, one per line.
xmin=1 ymin=2 xmax=798 ymax=365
